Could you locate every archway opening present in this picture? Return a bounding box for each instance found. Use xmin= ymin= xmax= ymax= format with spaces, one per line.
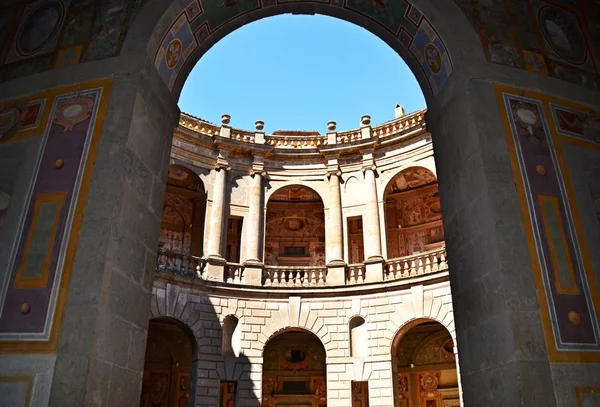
xmin=392 ymin=320 xmax=459 ymax=407
xmin=262 ymin=329 xmax=327 ymax=407
xmin=159 ymin=165 xmax=206 ymax=257
xmin=140 ymin=317 xmax=198 ymax=407
xmin=383 ymin=167 xmax=444 ymax=258
xmin=265 ymin=185 xmax=326 ymax=267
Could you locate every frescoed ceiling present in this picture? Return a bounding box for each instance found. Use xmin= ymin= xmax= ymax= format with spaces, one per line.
xmin=0 ymin=0 xmax=598 ymax=94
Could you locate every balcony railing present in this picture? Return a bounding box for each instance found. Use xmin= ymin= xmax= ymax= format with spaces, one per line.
xmin=156 ymin=247 xmax=448 ymax=287
xmin=156 ymin=249 xmax=205 ymax=278
xmin=384 ymin=247 xmax=448 ymax=281
xmin=264 ymin=265 xmax=328 ymax=287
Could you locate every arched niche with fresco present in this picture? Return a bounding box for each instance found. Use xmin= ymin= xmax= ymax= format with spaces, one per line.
xmin=264 ymin=185 xmax=326 ymax=267
xmin=392 ymin=320 xmax=459 ymax=407
xmin=383 ymin=167 xmax=444 ymax=259
xmin=159 ymin=165 xmax=206 ymax=257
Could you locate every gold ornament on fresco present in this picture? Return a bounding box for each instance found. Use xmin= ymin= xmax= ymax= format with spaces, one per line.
xmin=568 ymin=311 xmax=580 ymax=325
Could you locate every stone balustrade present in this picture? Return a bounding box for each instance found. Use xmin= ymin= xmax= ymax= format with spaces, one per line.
xmin=346 ymin=263 xmax=366 ymax=284
xmin=155 ymin=247 xmax=448 ymax=288
xmin=264 ymin=134 xmax=327 ymax=148
xmin=178 ymin=109 xmax=426 ymax=148
xmin=225 ymin=262 xmax=244 ymax=283
xmin=264 ymin=265 xmax=328 ymax=287
xmin=156 ymin=249 xmax=205 ymax=278
xmin=384 ymin=247 xmax=448 ymax=281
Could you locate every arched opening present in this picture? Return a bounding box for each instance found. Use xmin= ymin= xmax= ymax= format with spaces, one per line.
xmin=262 ymin=329 xmax=327 ymax=407
xmin=392 ymin=320 xmax=459 ymax=407
xmin=265 ymin=185 xmax=325 ymax=266
xmin=140 ymin=317 xmax=198 ymax=407
xmin=159 ymin=165 xmax=206 ymax=257
xmin=221 ymin=315 xmax=240 ymax=358
xmin=383 ymin=167 xmax=444 ymax=258
xmin=349 ymin=316 xmax=367 ymax=357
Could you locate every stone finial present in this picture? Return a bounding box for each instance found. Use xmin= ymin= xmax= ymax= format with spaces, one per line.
xmin=327 ymin=121 xmax=337 ymax=132
xmin=395 ymin=103 xmax=405 ymax=118
xmin=360 ymin=115 xmax=371 ymax=127
xmin=221 ymin=114 xmax=231 ymax=125
xmin=255 ymin=120 xmax=265 ymax=131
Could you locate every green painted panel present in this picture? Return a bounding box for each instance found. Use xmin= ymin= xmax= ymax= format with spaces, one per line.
xmin=22 ymin=201 xmax=59 ymax=279
xmin=543 ymin=199 xmax=574 ymax=290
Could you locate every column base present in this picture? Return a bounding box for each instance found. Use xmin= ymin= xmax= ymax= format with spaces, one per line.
xmin=364 ymin=256 xmax=384 ymax=283
xmin=242 ymin=260 xmax=264 ymax=286
xmin=205 ymin=255 xmax=226 ymax=282
xmin=327 ymin=260 xmax=347 ymax=286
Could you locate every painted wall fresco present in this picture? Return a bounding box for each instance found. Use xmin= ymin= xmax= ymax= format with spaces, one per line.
xmin=265 ymin=186 xmax=326 ymax=266
xmin=154 ymin=0 xmax=453 ymax=96
xmin=384 ymin=168 xmax=444 ymax=258
xmin=0 ymin=0 xmax=149 ymax=82
xmin=456 ymin=0 xmax=600 ymax=91
xmin=0 ymin=78 xmax=113 ymax=353
xmin=394 ymin=322 xmax=459 ymax=407
xmin=496 ymin=83 xmax=600 ymax=362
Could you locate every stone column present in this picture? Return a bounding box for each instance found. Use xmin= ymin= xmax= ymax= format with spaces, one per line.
xmin=205 ymin=155 xmax=228 ymax=280
xmin=326 ymin=164 xmax=346 ymax=285
xmin=243 ymin=158 xmax=265 ymax=285
xmin=362 ymin=158 xmax=384 ymax=283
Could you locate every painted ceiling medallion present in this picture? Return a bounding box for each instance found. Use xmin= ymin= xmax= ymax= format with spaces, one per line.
xmin=539 ymin=6 xmax=586 ymax=65
xmin=54 ymin=97 xmax=94 ymax=131
xmin=0 ymin=107 xmax=21 ymax=141
xmin=16 ymin=0 xmax=65 ymax=57
xmin=284 ymin=218 xmax=305 ymax=231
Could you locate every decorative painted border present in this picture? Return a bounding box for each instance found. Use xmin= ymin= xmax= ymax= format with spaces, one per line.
xmin=0 ymin=78 xmax=113 ymax=353
xmin=13 ymin=192 xmax=67 ymax=289
xmin=153 ymin=0 xmax=452 ymax=97
xmin=538 ymin=194 xmax=580 ymax=295
xmin=0 ymin=376 xmax=34 ymax=407
xmin=496 ymin=83 xmax=600 ymax=362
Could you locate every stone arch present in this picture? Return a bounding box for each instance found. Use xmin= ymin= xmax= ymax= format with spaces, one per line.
xmin=260 ymin=326 xmax=328 ymax=359
xmin=123 ymin=0 xmax=486 ymax=103
xmin=265 ymin=180 xmax=328 ymax=208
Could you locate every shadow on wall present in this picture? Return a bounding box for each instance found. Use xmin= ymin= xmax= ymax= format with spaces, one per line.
xmin=141 ymin=311 xmax=260 ymax=406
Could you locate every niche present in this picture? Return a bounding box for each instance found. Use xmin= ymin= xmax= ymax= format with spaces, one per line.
xmin=349 ymin=316 xmax=368 ymax=357
xmin=222 ymin=315 xmax=240 ymax=357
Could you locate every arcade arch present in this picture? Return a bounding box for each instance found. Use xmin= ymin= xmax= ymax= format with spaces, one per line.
xmin=383 ymin=167 xmax=444 ymax=258
xmin=140 ymin=317 xmax=198 ymax=407
xmin=391 ymin=319 xmax=459 ymax=407
xmin=262 ymin=329 xmax=327 ymax=407
xmin=265 ymin=185 xmax=326 ymax=267
xmin=160 ymin=165 xmax=206 ymax=257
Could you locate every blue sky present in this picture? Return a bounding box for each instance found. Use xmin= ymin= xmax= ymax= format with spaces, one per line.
xmin=179 ymin=14 xmax=425 ymax=133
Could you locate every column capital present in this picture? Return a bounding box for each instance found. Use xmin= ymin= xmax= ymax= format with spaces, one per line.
xmin=361 ymin=164 xmax=377 ymax=174
xmin=250 ymin=159 xmax=265 ymax=177
xmin=214 ymin=156 xmax=230 ymax=171
xmin=326 ymin=168 xmax=341 ymax=179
